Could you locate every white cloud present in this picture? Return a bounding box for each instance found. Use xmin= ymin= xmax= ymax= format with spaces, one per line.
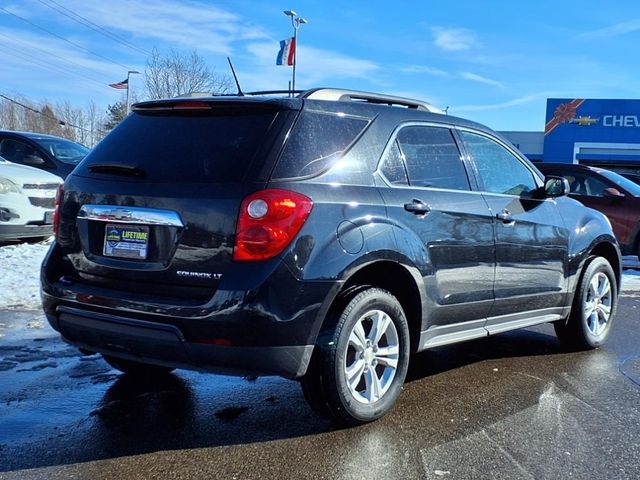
xmin=453 ymin=92 xmax=556 ymax=113
xmin=60 ymin=0 xmax=269 ymax=55
xmin=579 ymin=19 xmax=640 ymax=39
xmin=460 ymin=72 xmax=503 ymax=88
xmin=400 ymin=65 xmax=450 ymax=77
xmin=431 ymin=26 xmax=479 ymax=51
xmin=244 ymin=42 xmax=380 ymax=90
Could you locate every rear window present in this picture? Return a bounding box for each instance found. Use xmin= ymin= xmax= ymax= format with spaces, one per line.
xmin=77 ymin=110 xmax=278 ymax=182
xmin=272 ymin=110 xmax=369 ymax=179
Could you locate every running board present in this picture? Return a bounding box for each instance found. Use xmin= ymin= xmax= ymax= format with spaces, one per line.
xmin=419 ymin=307 xmax=568 ymax=351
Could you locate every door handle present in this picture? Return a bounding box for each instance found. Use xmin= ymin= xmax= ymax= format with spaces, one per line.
xmin=404 ymin=199 xmax=430 ymax=215
xmin=496 ymin=209 xmax=514 ymax=223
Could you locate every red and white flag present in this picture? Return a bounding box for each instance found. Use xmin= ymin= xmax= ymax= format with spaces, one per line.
xmin=276 ymin=37 xmax=295 ymax=66
xmin=109 ymin=78 xmax=129 ymax=90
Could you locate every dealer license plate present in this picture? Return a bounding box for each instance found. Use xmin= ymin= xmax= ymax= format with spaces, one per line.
xmin=44 ymin=211 xmax=53 ymax=224
xmin=103 ymin=224 xmax=149 ymax=259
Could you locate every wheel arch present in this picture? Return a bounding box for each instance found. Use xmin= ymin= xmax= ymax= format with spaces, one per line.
xmin=588 ymin=240 xmax=622 ymax=291
xmin=316 ymin=260 xmax=424 ymax=353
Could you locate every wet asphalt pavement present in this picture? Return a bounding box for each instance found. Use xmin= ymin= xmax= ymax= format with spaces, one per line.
xmin=1 ymin=293 xmax=639 ymax=479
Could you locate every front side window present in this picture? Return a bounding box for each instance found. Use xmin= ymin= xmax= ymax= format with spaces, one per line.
xmin=460 ymin=131 xmax=538 ymax=196
xmin=385 ymin=126 xmax=469 ymax=190
xmin=0 ymin=138 xmax=47 ymax=167
xmin=564 ymin=172 xmax=609 ymax=197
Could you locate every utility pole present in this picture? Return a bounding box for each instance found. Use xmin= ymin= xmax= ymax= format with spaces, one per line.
xmin=125 ymin=70 xmax=140 ymax=113
xmin=283 ymin=10 xmax=307 ymax=93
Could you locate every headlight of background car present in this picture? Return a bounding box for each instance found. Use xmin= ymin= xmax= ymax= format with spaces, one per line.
xmin=0 ymin=178 xmax=22 ymax=195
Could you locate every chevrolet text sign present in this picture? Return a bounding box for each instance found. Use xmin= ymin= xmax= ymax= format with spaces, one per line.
xmin=602 ymin=115 xmax=640 ymax=127
xmin=544 ymin=98 xmax=640 ymax=163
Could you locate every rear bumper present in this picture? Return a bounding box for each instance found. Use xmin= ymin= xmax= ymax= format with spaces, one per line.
xmin=41 ymin=243 xmax=341 ymax=378
xmin=0 ymin=223 xmax=53 ymax=240
xmin=47 ymin=305 xmax=314 ymax=378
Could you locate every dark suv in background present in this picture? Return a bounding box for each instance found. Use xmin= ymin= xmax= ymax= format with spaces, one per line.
xmin=42 ymin=89 xmax=621 ymax=425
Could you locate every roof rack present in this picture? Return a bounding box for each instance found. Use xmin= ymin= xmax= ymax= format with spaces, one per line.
xmin=245 ymin=90 xmax=303 ymax=96
xmin=299 ymin=88 xmax=443 ymax=113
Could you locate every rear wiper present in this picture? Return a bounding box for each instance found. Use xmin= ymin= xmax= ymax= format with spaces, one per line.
xmin=88 ymin=163 xmax=146 ymax=177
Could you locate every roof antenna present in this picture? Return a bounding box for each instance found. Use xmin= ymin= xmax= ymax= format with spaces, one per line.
xmin=227 ymin=57 xmax=244 ymax=96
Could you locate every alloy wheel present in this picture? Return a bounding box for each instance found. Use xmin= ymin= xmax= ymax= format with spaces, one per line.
xmin=344 ymin=309 xmax=400 ymax=404
xmin=584 ymin=272 xmax=612 ymax=337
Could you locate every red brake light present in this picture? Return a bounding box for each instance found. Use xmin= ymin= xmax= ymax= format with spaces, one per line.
xmin=53 ymin=184 xmax=63 ymax=240
xmin=172 ymin=101 xmax=211 ymax=110
xmin=233 ymin=189 xmax=313 ymax=261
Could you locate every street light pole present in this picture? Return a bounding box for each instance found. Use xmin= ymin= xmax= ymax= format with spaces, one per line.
xmin=284 ymin=10 xmax=307 ymax=94
xmin=126 ymin=70 xmax=140 ymax=113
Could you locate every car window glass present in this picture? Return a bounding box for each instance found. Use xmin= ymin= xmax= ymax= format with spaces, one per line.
xmin=0 ymin=138 xmax=45 ymax=166
xmin=78 ymin=110 xmax=278 ymax=182
xmin=379 ymin=140 xmax=409 ymax=185
xmin=460 ymin=131 xmax=537 ymax=195
xmin=599 ymin=169 xmax=640 ymax=196
xmin=273 ymin=110 xmax=369 ymax=179
xmin=564 ymin=172 xmax=608 ymax=197
xmin=34 ymin=138 xmax=89 ymax=165
xmin=394 ymin=126 xmax=469 ymax=190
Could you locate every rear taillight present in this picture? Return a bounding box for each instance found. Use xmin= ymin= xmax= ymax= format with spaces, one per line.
xmin=233 ymin=189 xmax=313 ymax=261
xmin=52 ymin=184 xmax=63 ymax=240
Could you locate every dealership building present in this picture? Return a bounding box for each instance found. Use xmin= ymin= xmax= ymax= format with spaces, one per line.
xmin=501 ymin=98 xmax=640 ymax=176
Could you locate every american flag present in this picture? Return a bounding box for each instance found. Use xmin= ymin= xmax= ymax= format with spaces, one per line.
xmin=109 ymin=78 xmax=129 ymax=90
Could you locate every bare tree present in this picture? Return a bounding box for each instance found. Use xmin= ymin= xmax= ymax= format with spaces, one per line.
xmin=145 ymin=48 xmax=232 ymax=99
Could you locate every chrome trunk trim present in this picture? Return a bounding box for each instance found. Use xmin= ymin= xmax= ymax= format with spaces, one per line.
xmin=78 ymin=204 xmax=184 ymax=227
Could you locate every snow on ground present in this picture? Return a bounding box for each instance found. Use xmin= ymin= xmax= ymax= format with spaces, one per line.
xmin=0 ymin=238 xmax=52 ymax=310
xmin=0 ymin=239 xmax=638 ymax=314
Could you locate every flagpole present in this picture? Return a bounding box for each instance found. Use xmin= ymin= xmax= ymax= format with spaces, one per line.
xmin=125 ymin=70 xmax=140 ymax=113
xmin=284 ymin=11 xmax=307 ymax=95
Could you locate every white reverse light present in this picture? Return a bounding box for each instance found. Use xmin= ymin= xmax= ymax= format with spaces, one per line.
xmin=247 ymin=199 xmax=268 ymax=219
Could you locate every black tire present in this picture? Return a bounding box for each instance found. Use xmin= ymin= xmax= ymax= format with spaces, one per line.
xmin=302 ymin=288 xmax=410 ymax=426
xmin=555 ymin=256 xmax=617 ymax=350
xmin=299 ymin=352 xmax=332 ymax=417
xmin=102 ymin=354 xmax=175 ymax=376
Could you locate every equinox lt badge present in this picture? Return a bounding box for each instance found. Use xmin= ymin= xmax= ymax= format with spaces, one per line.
xmin=176 ymin=271 xmax=222 ymax=280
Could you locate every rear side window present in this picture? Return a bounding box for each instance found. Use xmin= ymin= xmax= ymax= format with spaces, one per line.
xmin=389 ymin=126 xmax=470 ymax=190
xmin=380 ymin=141 xmax=409 ymax=185
xmin=272 ymin=110 xmax=369 ymax=179
xmin=77 ymin=111 xmax=277 ymax=182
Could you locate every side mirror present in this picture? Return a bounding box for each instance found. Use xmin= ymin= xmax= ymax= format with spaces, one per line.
xmin=543 ymin=175 xmax=569 ymax=198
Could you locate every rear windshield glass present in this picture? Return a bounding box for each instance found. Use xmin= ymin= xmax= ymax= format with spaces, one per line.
xmin=272 ymin=110 xmax=369 ymax=179
xmin=76 ymin=110 xmax=277 ymax=182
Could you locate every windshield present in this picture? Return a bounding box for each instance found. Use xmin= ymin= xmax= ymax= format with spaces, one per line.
xmin=599 ymin=169 xmax=640 ymax=196
xmin=32 ymin=137 xmax=90 ymax=165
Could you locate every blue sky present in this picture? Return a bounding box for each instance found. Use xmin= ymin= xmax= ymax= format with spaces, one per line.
xmin=2 ymin=0 xmax=640 ymax=131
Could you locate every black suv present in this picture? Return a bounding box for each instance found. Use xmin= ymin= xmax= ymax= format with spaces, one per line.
xmin=42 ymin=89 xmax=621 ymax=425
